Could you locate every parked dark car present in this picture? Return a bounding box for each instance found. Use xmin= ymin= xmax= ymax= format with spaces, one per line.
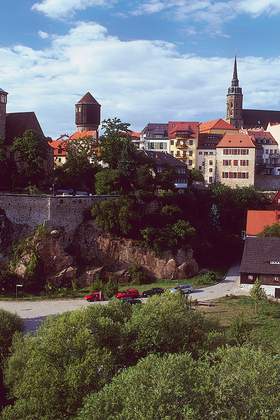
xmin=120 ymin=297 xmax=142 ymax=305
xmin=142 ymin=287 xmax=165 ymax=298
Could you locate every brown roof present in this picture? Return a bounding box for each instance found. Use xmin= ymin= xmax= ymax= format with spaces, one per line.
xmin=76 ymin=92 xmax=100 ymax=106
xmin=141 ymin=150 xmax=187 ymax=169
xmin=247 ymin=129 xmax=278 ymax=145
xmin=199 ymin=119 xmax=236 ymax=133
xmin=240 ymin=237 xmax=280 ymax=275
xmin=242 ymin=109 xmax=280 ymax=130
xmin=246 ymin=210 xmax=280 ymax=236
xmin=197 ymin=133 xmax=223 ymax=150
xmin=5 ymin=112 xmax=45 ymax=144
xmin=217 ymin=133 xmax=256 ymax=148
xmin=168 ymin=122 xmax=199 ymax=139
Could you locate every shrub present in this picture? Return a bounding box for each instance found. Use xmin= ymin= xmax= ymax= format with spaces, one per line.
xmin=127 ymin=264 xmax=151 ymax=285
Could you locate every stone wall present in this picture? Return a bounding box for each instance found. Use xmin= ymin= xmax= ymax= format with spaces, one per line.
xmin=0 ymin=194 xmax=114 ymax=235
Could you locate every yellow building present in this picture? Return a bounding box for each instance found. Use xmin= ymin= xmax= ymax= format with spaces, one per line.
xmin=168 ymin=121 xmax=199 ymax=170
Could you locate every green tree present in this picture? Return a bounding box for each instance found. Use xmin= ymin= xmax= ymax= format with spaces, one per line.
xmin=259 ymin=223 xmax=280 ymax=237
xmin=3 ymin=302 xmax=132 ymax=420
xmin=76 ymin=353 xmax=212 ymax=420
xmin=126 ymin=292 xmax=207 ymax=358
xmin=95 ymin=168 xmax=122 ymax=195
xmin=0 ymin=138 xmax=17 ymax=191
xmin=11 ymin=130 xmax=49 ymax=187
xmin=0 ymin=310 xmax=22 ymax=408
xmin=250 ymin=278 xmax=267 ymax=314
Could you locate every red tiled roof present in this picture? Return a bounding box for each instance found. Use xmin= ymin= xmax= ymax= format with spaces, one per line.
xmin=76 ymin=92 xmax=100 ymax=106
xmin=70 ymin=130 xmax=97 ymax=140
xmin=246 ymin=210 xmax=280 ymax=236
xmin=199 ymin=119 xmax=236 ymax=133
xmin=168 ymin=121 xmax=199 ymax=139
xmin=48 ymin=140 xmax=67 ymax=157
xmin=217 ymin=133 xmax=256 ymax=148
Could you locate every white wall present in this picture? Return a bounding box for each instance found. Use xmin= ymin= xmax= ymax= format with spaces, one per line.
xmin=240 ymin=283 xmax=280 ymax=297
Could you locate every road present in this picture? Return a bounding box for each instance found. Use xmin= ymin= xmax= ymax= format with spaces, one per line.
xmin=0 ymin=265 xmax=243 ymax=331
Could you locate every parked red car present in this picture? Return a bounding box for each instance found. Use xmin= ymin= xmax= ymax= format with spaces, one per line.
xmin=84 ymin=290 xmax=104 ymax=302
xmin=115 ymin=288 xmax=140 ymax=299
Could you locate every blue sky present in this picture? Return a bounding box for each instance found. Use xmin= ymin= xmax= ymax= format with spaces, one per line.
xmin=1 ymin=0 xmax=280 ymax=137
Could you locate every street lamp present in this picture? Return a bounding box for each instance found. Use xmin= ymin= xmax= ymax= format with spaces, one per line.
xmin=16 ymin=284 xmax=23 ymax=299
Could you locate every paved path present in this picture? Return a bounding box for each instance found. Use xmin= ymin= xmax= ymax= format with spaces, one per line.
xmin=0 ymin=265 xmax=244 ymax=331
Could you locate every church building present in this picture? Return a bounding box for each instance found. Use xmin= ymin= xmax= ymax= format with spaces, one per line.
xmin=226 ymin=57 xmax=280 ymax=130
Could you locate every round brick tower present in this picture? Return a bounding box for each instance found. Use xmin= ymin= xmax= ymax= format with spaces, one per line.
xmin=0 ymin=88 xmax=8 ymax=141
xmin=75 ymin=92 xmax=101 ymax=132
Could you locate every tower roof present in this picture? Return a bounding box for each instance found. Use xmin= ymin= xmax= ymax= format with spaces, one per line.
xmin=0 ymin=88 xmax=8 ymax=95
xmin=231 ymin=56 xmax=239 ymax=87
xmin=77 ymin=92 xmax=100 ymax=106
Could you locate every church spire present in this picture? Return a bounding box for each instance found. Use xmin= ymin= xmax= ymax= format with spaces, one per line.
xmin=232 ymin=56 xmax=239 ymax=86
xmin=226 ymin=56 xmax=243 ymax=129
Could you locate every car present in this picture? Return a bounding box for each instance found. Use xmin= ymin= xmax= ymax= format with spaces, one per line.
xmin=175 ymin=284 xmax=193 ymax=294
xmin=120 ymin=297 xmax=142 ymax=305
xmin=142 ymin=287 xmax=164 ymax=298
xmin=55 ymin=188 xmax=75 ymax=196
xmin=115 ymin=288 xmax=140 ymax=299
xmin=75 ymin=191 xmax=89 ymax=196
xmin=84 ymin=290 xmax=104 ymax=302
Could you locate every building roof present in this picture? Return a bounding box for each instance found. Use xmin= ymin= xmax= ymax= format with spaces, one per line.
xmin=216 ymin=132 xmax=256 ymax=148
xmin=5 ymin=112 xmax=45 ymax=144
xmin=240 ymin=237 xmax=280 ymax=275
xmin=246 ymin=210 xmax=280 ymax=236
xmin=199 ymin=119 xmax=236 ymax=133
xmin=168 ymin=121 xmax=199 ymax=139
xmin=197 ymin=133 xmax=223 ymax=150
xmin=141 ymin=150 xmax=187 ymax=169
xmin=48 ymin=140 xmax=67 ymax=157
xmin=247 ymin=129 xmax=278 ymax=146
xmin=76 ymin=92 xmax=100 ymax=106
xmin=0 ymin=88 xmax=8 ymax=95
xmin=242 ymin=109 xmax=280 ymax=130
xmin=70 ymin=130 xmax=97 ymax=140
xmin=141 ymin=123 xmax=168 ymax=138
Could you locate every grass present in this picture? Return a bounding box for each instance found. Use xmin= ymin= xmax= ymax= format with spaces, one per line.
xmin=0 ymin=270 xmax=224 ymax=300
xmin=198 ymin=295 xmax=280 ymax=351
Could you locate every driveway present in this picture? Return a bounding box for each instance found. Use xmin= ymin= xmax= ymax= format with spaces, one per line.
xmin=0 ymin=265 xmax=244 ymax=332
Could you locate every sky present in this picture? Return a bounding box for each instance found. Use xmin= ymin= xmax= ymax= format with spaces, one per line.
xmin=2 ymin=1 xmax=280 ymax=137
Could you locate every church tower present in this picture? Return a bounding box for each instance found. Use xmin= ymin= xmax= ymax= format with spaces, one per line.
xmin=226 ymin=57 xmax=243 ymax=129
xmin=0 ymin=88 xmax=8 ymax=141
xmin=75 ymin=92 xmax=101 ymax=132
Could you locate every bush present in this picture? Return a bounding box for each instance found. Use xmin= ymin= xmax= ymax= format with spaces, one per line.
xmin=127 ymin=264 xmax=151 ymax=285
xmin=0 ymin=310 xmax=23 ymax=408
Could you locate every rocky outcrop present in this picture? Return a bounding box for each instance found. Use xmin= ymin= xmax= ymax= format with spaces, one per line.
xmin=12 ymin=229 xmax=77 ymax=288
xmin=74 ymin=221 xmax=198 ymax=280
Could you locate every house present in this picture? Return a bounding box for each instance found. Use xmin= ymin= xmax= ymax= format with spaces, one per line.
xmin=168 ymin=122 xmax=199 ymax=170
xmin=140 ymin=123 xmax=169 ymax=153
xmin=196 ymin=133 xmax=223 ymax=184
xmin=215 ymin=132 xmax=256 ymax=187
xmin=199 ymin=118 xmax=237 ymax=135
xmin=240 ymin=237 xmax=280 ymax=297
xmin=246 ymin=210 xmax=280 ymax=236
xmin=141 ymin=150 xmax=188 ymax=189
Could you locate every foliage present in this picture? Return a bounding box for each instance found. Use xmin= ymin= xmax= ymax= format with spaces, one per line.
xmin=259 ymin=222 xmax=280 ymax=237
xmin=95 ymin=168 xmax=122 ymax=195
xmin=92 ymin=197 xmax=140 ymax=237
xmin=77 ymin=346 xmax=280 ymax=420
xmin=127 ymin=264 xmax=151 ymax=285
xmin=0 ymin=310 xmax=22 ymax=408
xmin=227 ymin=315 xmax=251 ymax=346
xmin=2 ymin=303 xmax=132 ymax=420
xmin=250 ymin=278 xmax=267 ymax=314
xmin=126 ymin=293 xmax=208 ymax=358
xmin=11 ymin=130 xmax=49 ymax=187
xmin=189 ymin=168 xmax=204 ymax=184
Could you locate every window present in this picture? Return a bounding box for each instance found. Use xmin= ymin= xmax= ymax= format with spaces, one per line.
xmin=233 ymin=160 xmax=238 ymax=166
xmin=160 ymin=143 xmax=164 ymax=150
xmin=199 ymin=151 xmax=202 ymax=155
xmin=209 ymin=176 xmax=213 ymax=183
xmin=199 ymin=166 xmax=202 ymax=170
xmin=222 ymin=172 xmax=228 ymax=178
xmin=189 ymin=151 xmax=193 ymax=156
xmin=209 ymin=160 xmax=213 ymax=165
xmin=176 ymin=151 xmax=180 ymax=157
xmin=170 ymin=140 xmax=174 ymax=145
xmin=183 ymin=151 xmax=187 ymax=157
xmin=189 ymin=140 xmax=193 ymax=146
xmin=209 ymin=168 xmax=213 ymax=173
xmin=204 ymin=152 xmax=208 ymax=156
xmin=189 ymin=160 xmax=193 ymax=166
xmin=240 ymin=160 xmax=249 ymax=166
xmin=223 ymin=160 xmax=231 ymax=166
xmin=248 ymin=275 xmax=253 ymax=280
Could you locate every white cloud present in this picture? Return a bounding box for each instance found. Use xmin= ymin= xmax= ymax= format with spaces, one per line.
xmin=2 ymin=21 xmax=280 ymax=138
xmin=38 ymin=30 xmax=49 ymax=39
xmin=32 ymin=0 xmax=113 ymax=19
